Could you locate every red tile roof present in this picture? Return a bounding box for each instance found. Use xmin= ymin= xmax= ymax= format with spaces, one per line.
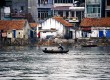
xmin=0 ymin=20 xmax=26 ymax=30
xmin=52 ymin=16 xmax=73 ymax=27
xmin=80 ymin=18 xmax=110 ymax=27
xmin=29 ymin=23 xmax=38 ymax=28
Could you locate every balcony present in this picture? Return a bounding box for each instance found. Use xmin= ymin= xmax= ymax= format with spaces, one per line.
xmin=53 ymin=3 xmax=73 ymax=7
xmin=37 ymin=3 xmax=52 ymax=8
xmin=86 ymin=0 xmax=101 ymax=4
xmin=66 ymin=17 xmax=79 ymax=23
xmin=11 ymin=13 xmax=25 ymax=18
xmin=69 ymin=7 xmax=85 ymax=11
xmin=86 ymin=13 xmax=101 ymax=18
xmin=106 ymin=6 xmax=110 ymax=10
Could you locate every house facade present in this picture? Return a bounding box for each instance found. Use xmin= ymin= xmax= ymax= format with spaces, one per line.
xmin=80 ymin=18 xmax=110 ymax=38
xmin=0 ymin=20 xmax=30 ymax=41
xmin=39 ymin=16 xmax=73 ymax=39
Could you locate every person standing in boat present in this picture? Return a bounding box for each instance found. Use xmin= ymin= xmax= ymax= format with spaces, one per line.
xmin=58 ymin=44 xmax=64 ymax=51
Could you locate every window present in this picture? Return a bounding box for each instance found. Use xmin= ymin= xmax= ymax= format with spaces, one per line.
xmin=39 ymin=27 xmax=42 ymax=30
xmin=87 ymin=5 xmax=100 ymax=13
xmin=38 ymin=0 xmax=40 ymax=4
xmin=38 ymin=0 xmax=48 ymax=4
xmin=38 ymin=8 xmax=50 ymax=20
xmin=43 ymin=31 xmax=46 ymax=33
xmin=66 ymin=11 xmax=69 ymax=18
xmin=58 ymin=11 xmax=63 ymax=17
xmin=107 ymin=12 xmax=110 ymax=17
xmin=54 ymin=0 xmax=73 ymax=3
xmin=107 ymin=0 xmax=110 ymax=6
xmin=71 ymin=11 xmax=74 ymax=17
xmin=86 ymin=5 xmax=101 ymax=17
xmin=86 ymin=0 xmax=100 ymax=4
xmin=21 ymin=6 xmax=24 ymax=10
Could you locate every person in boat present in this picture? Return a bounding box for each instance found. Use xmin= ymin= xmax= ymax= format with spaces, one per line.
xmin=45 ymin=48 xmax=47 ymax=51
xmin=58 ymin=44 xmax=64 ymax=51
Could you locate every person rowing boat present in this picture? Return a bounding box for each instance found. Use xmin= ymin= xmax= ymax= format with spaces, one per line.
xmin=58 ymin=44 xmax=64 ymax=51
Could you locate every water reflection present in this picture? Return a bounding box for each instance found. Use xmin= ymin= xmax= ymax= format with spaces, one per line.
xmin=0 ymin=46 xmax=110 ymax=80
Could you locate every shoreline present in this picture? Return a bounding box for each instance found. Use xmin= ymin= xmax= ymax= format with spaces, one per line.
xmin=0 ymin=38 xmax=110 ymax=47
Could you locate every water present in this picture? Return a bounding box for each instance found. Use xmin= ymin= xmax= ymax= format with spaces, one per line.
xmin=0 ymin=46 xmax=110 ymax=80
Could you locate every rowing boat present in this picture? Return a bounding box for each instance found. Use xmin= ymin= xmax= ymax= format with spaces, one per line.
xmin=42 ymin=49 xmax=69 ymax=53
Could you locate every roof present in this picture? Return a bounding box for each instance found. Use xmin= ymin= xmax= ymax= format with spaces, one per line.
xmin=80 ymin=18 xmax=110 ymax=27
xmin=52 ymin=16 xmax=73 ymax=27
xmin=0 ymin=20 xmax=26 ymax=30
xmin=29 ymin=23 xmax=38 ymax=28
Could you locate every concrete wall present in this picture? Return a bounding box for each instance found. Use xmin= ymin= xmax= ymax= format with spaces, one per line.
xmin=28 ymin=0 xmax=38 ymax=22
xmin=23 ymin=21 xmax=30 ymax=39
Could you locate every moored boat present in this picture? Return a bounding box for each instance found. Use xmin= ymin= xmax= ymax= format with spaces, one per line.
xmin=81 ymin=44 xmax=97 ymax=47
xmin=81 ymin=41 xmax=97 ymax=47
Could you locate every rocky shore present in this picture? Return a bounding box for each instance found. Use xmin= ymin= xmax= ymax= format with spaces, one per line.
xmin=37 ymin=37 xmax=110 ymax=47
xmin=0 ymin=37 xmax=110 ymax=47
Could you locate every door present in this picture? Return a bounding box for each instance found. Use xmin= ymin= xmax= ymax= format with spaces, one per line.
xmin=69 ymin=31 xmax=73 ymax=39
xmin=106 ymin=30 xmax=110 ymax=38
xmin=30 ymin=30 xmax=33 ymax=38
xmin=99 ymin=31 xmax=104 ymax=38
xmin=13 ymin=30 xmax=16 ymax=38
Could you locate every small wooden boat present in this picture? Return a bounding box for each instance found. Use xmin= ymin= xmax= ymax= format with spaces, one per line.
xmin=42 ymin=49 xmax=69 ymax=53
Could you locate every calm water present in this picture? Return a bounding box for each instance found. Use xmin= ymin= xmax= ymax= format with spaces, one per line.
xmin=0 ymin=46 xmax=110 ymax=80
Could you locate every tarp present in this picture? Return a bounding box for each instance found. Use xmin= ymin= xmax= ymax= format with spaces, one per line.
xmin=106 ymin=30 xmax=110 ymax=38
xmin=99 ymin=31 xmax=104 ymax=38
xmin=4 ymin=7 xmax=10 ymax=14
xmin=2 ymin=33 xmax=7 ymax=37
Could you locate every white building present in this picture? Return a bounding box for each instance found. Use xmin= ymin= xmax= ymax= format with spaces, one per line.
xmin=80 ymin=18 xmax=110 ymax=38
xmin=40 ymin=16 xmax=73 ymax=39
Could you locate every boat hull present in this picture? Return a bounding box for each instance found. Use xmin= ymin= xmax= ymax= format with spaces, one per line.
xmin=81 ymin=45 xmax=97 ymax=47
xmin=42 ymin=50 xmax=69 ymax=53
